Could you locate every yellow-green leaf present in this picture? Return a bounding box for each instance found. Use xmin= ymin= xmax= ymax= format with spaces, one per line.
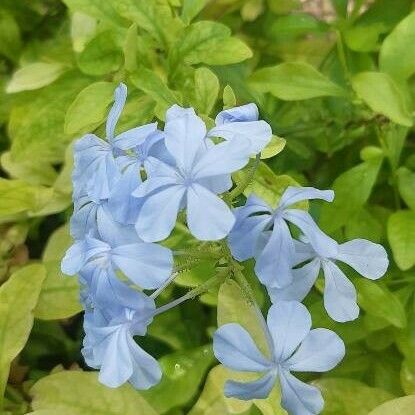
xmin=368 ymin=395 xmax=415 ymax=415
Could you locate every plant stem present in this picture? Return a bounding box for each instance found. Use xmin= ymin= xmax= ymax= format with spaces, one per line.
xmin=153 ymin=270 xmax=227 ymax=316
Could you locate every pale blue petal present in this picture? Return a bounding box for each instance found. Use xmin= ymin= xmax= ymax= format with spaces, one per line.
xmin=284 ymin=328 xmax=345 ymax=372
xmin=267 ymin=301 xmax=311 ymax=362
xmin=228 ymin=214 xmax=270 ymax=261
xmin=132 ymin=176 xmax=179 ymax=199
xmin=126 ymin=335 xmax=162 ymax=389
xmin=164 ymin=111 xmax=206 ymax=171
xmin=255 ymin=217 xmax=295 ymax=288
xmin=293 ymin=239 xmax=316 ymax=265
xmin=197 ymin=174 xmax=233 ymax=195
xmin=208 ymin=120 xmax=272 ymax=154
xmin=192 ymin=139 xmax=250 ymax=179
xmin=268 ymin=258 xmax=321 ymax=303
xmin=336 ymin=239 xmax=389 ymax=280
xmin=112 ymin=123 xmax=157 ymax=150
xmin=187 ymin=183 xmax=235 ymax=241
xmin=279 ymin=186 xmax=334 ymax=210
xmin=283 ymin=209 xmax=338 ymax=259
xmin=322 ymin=260 xmax=359 ymax=322
xmin=165 ymin=104 xmax=196 ymax=122
xmin=224 ymin=372 xmax=276 ymax=400
xmin=106 ymin=83 xmax=127 ymax=141
xmin=107 ymin=166 xmax=142 ymax=225
xmin=213 ymin=323 xmax=272 ymax=372
xmin=279 ymin=370 xmax=324 ymax=415
xmin=215 ymin=104 xmax=259 ymax=124
xmin=70 ymin=197 xmax=99 ymax=239
xmin=111 ymin=242 xmax=173 ymax=289
xmin=135 ymin=185 xmax=185 ymax=242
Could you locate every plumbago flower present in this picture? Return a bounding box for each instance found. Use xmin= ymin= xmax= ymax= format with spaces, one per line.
xmin=270 ymin=238 xmax=389 ymax=322
xmin=228 ymin=187 xmax=338 ymax=288
xmin=213 ymin=301 xmax=345 ymax=415
xmin=61 ymin=83 xmax=388 ymax=413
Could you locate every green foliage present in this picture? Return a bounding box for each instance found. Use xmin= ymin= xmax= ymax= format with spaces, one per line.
xmin=1 ymin=0 xmax=415 ymax=413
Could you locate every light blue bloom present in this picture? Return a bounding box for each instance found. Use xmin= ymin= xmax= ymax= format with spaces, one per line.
xmin=213 ymin=301 xmax=345 ymax=415
xmin=82 ymin=292 xmax=161 ymax=389
xmin=73 ymin=83 xmax=157 ymax=201
xmin=108 ymin=129 xmax=173 ymax=225
xmin=228 ymin=187 xmax=337 ymax=289
xmin=61 ymin=233 xmax=173 ymax=293
xmin=269 ymin=238 xmax=389 ymax=322
xmin=133 ymin=105 xmax=251 ymax=242
xmin=208 ymin=103 xmax=272 ymax=154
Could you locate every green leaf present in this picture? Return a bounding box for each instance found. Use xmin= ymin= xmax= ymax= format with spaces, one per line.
xmin=35 ymin=226 xmax=81 ymax=320
xmin=351 ymin=72 xmax=413 ymax=126
xmin=64 ymin=81 xmax=116 ymax=135
xmin=62 ymin=0 xmax=127 ymax=27
xmin=368 ymin=396 xmax=415 ymax=415
xmin=401 ymin=359 xmax=415 ymax=395
xmin=249 ymin=62 xmax=346 ymax=100
xmin=260 ymin=135 xmax=286 ymax=159
xmin=0 ymin=151 xmax=57 ymax=186
xmin=356 ymin=279 xmax=407 ymax=328
xmin=0 ymin=178 xmax=53 ymax=218
xmin=379 ymin=11 xmax=415 ymax=81
xmin=141 ymin=346 xmax=215 ymax=413
xmin=29 ymin=370 xmax=158 ymax=415
xmin=110 ymin=0 xmax=182 ymax=48
xmin=0 ymin=264 xmax=46 ymax=405
xmin=77 ymin=31 xmax=123 ymax=76
xmin=320 ymin=157 xmax=383 ymax=233
xmin=217 ymin=279 xmax=270 ymax=358
xmin=191 ymin=67 xmax=219 ymax=115
xmin=181 ymin=0 xmax=207 ymax=24
xmin=9 ymin=72 xmax=91 ymax=163
xmin=397 ymin=167 xmax=415 ymax=210
xmin=170 ymin=21 xmax=252 ymax=69
xmin=0 ymin=10 xmax=21 ymax=62
xmin=387 ymin=210 xmax=415 ymax=270
xmin=312 ymin=378 xmax=393 ymax=415
xmin=131 ymin=67 xmax=178 ymax=112
xmin=70 ymin=12 xmax=97 ymax=53
xmin=123 ymin=24 xmax=138 ymax=72
xmin=6 ymin=63 xmax=67 ymax=93
xmin=222 ymin=85 xmax=236 ymax=109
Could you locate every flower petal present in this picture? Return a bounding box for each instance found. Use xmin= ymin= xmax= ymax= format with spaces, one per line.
xmin=279 ymin=370 xmax=324 ymax=415
xmin=165 ymin=104 xmax=196 ymax=122
xmin=255 ymin=217 xmax=295 ymax=288
xmin=268 ymin=258 xmax=321 ymax=303
xmin=135 ymin=185 xmax=185 ymax=242
xmin=322 ymin=260 xmax=359 ymax=322
xmin=106 ymin=83 xmax=127 ymax=141
xmin=213 ymin=323 xmax=272 ymax=372
xmin=267 ymin=301 xmax=311 ymax=362
xmin=284 ymin=328 xmax=345 ymax=372
xmin=283 ymin=209 xmax=338 ymax=258
xmin=336 ymin=239 xmax=389 ymax=280
xmin=215 ymin=104 xmax=259 ymax=124
xmin=111 ymin=242 xmax=173 ymax=289
xmin=279 ymin=186 xmax=334 ymax=210
xmin=164 ymin=110 xmax=206 ymax=171
xmin=192 ymin=139 xmax=250 ymax=179
xmin=187 ymin=183 xmax=235 ymax=241
xmin=224 ymin=372 xmax=276 ymax=400
xmin=126 ymin=335 xmax=162 ymax=390
xmin=112 ymin=123 xmax=157 ymax=150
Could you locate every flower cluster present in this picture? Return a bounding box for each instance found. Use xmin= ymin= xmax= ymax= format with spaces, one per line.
xmin=62 ymin=84 xmax=388 ymax=415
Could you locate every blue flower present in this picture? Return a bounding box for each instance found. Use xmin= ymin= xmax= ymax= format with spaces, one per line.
xmin=133 ymin=105 xmax=252 ymax=242
xmin=108 ymin=129 xmax=173 ymax=225
xmin=269 ymin=238 xmax=389 ymax=322
xmin=61 ymin=232 xmax=173 ymax=293
xmin=73 ymin=83 xmax=157 ymax=201
xmin=82 ymin=292 xmax=161 ymax=389
xmin=208 ymin=103 xmax=272 ymax=154
xmin=228 ymin=187 xmax=337 ymax=288
xmin=213 ymin=301 xmax=345 ymax=415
